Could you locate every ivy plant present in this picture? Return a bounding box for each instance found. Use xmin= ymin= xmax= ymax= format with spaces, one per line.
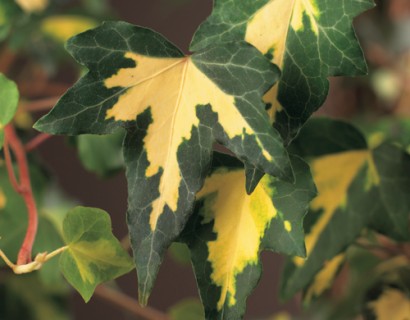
xmin=1 ymin=0 xmax=410 ymax=319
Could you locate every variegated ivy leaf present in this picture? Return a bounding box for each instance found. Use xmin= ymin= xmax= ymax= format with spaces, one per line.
xmin=59 ymin=207 xmax=134 ymax=302
xmin=281 ymin=118 xmax=410 ymax=301
xmin=0 ymin=73 xmax=19 ymax=149
xmin=190 ymin=0 xmax=374 ymax=141
xmin=180 ymin=152 xmax=316 ymax=319
xmin=34 ymin=21 xmax=293 ymax=303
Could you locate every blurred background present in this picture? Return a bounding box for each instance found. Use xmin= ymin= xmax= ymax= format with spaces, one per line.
xmin=0 ymin=0 xmax=409 ymax=319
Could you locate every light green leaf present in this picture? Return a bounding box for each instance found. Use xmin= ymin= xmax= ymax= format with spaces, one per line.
xmin=181 ymin=152 xmax=316 ymax=319
xmin=0 ymin=73 xmax=19 ymax=149
xmin=34 ymin=21 xmax=293 ymax=303
xmin=191 ymin=0 xmax=374 ymax=141
xmin=59 ymin=206 xmax=134 ymax=302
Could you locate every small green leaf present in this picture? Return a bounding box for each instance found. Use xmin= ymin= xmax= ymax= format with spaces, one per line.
xmin=59 ymin=206 xmax=134 ymax=302
xmin=169 ymin=298 xmax=205 ymax=320
xmin=0 ymin=73 xmax=19 ymax=149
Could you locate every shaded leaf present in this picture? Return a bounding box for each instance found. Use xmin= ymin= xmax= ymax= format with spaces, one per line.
xmin=181 ymin=153 xmax=316 ymax=319
xmin=0 ymin=73 xmax=19 ymax=149
xmin=76 ymin=130 xmax=125 ymax=177
xmin=34 ymin=21 xmax=293 ymax=303
xmin=168 ymin=242 xmax=191 ymax=266
xmin=191 ymin=0 xmax=374 ymax=141
xmin=281 ymin=118 xmax=410 ymax=301
xmin=0 ymin=274 xmax=69 ymax=320
xmin=59 ymin=206 xmax=134 ymax=302
xmin=169 ymin=298 xmax=205 ymax=320
xmin=304 ymin=254 xmax=345 ymax=303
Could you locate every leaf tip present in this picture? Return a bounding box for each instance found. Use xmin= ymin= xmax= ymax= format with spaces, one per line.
xmin=138 ymin=290 xmax=150 ymax=307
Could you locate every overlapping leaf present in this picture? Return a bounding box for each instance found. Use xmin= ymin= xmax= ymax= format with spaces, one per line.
xmin=191 ymin=0 xmax=374 ymax=141
xmin=59 ymin=207 xmax=134 ymax=302
xmin=281 ymin=118 xmax=410 ymax=301
xmin=76 ymin=130 xmax=125 ymax=177
xmin=34 ymin=21 xmax=293 ymax=302
xmin=180 ymin=153 xmax=316 ymax=319
xmin=0 ymin=73 xmax=19 ymax=149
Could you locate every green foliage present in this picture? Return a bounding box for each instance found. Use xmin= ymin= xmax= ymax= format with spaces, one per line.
xmin=59 ymin=206 xmax=134 ymax=302
xmin=0 ymin=0 xmax=409 ymax=319
xmin=34 ymin=20 xmax=295 ymax=303
xmin=0 ymin=274 xmax=69 ymax=320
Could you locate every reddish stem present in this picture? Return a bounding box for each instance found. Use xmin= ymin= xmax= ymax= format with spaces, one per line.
xmin=25 ymin=133 xmax=52 ymax=152
xmin=4 ymin=124 xmax=38 ymax=265
xmin=3 ymin=138 xmax=22 ymax=193
xmin=21 ymin=96 xmax=60 ymax=112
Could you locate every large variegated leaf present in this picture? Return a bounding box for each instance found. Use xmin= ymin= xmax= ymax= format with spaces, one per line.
xmin=190 ymin=0 xmax=374 ymax=141
xmin=180 ymin=153 xmax=316 ymax=319
xmin=34 ymin=21 xmax=293 ymax=303
xmin=281 ymin=118 xmax=410 ymax=301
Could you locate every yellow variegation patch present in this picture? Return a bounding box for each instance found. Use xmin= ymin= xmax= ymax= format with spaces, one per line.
xmin=245 ymin=0 xmax=320 ymax=120
xmin=68 ymin=240 xmax=124 ymax=283
xmin=304 ymin=254 xmax=345 ymax=302
xmin=294 ymin=151 xmax=379 ymax=266
xmin=0 ymin=188 xmax=6 ymax=209
xmin=15 ymin=0 xmax=48 ymax=13
xmin=105 ymin=53 xmax=261 ymax=230
xmin=197 ymin=170 xmax=277 ymax=310
xmin=41 ymin=16 xmax=97 ymax=43
xmin=368 ymin=289 xmax=410 ymax=320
